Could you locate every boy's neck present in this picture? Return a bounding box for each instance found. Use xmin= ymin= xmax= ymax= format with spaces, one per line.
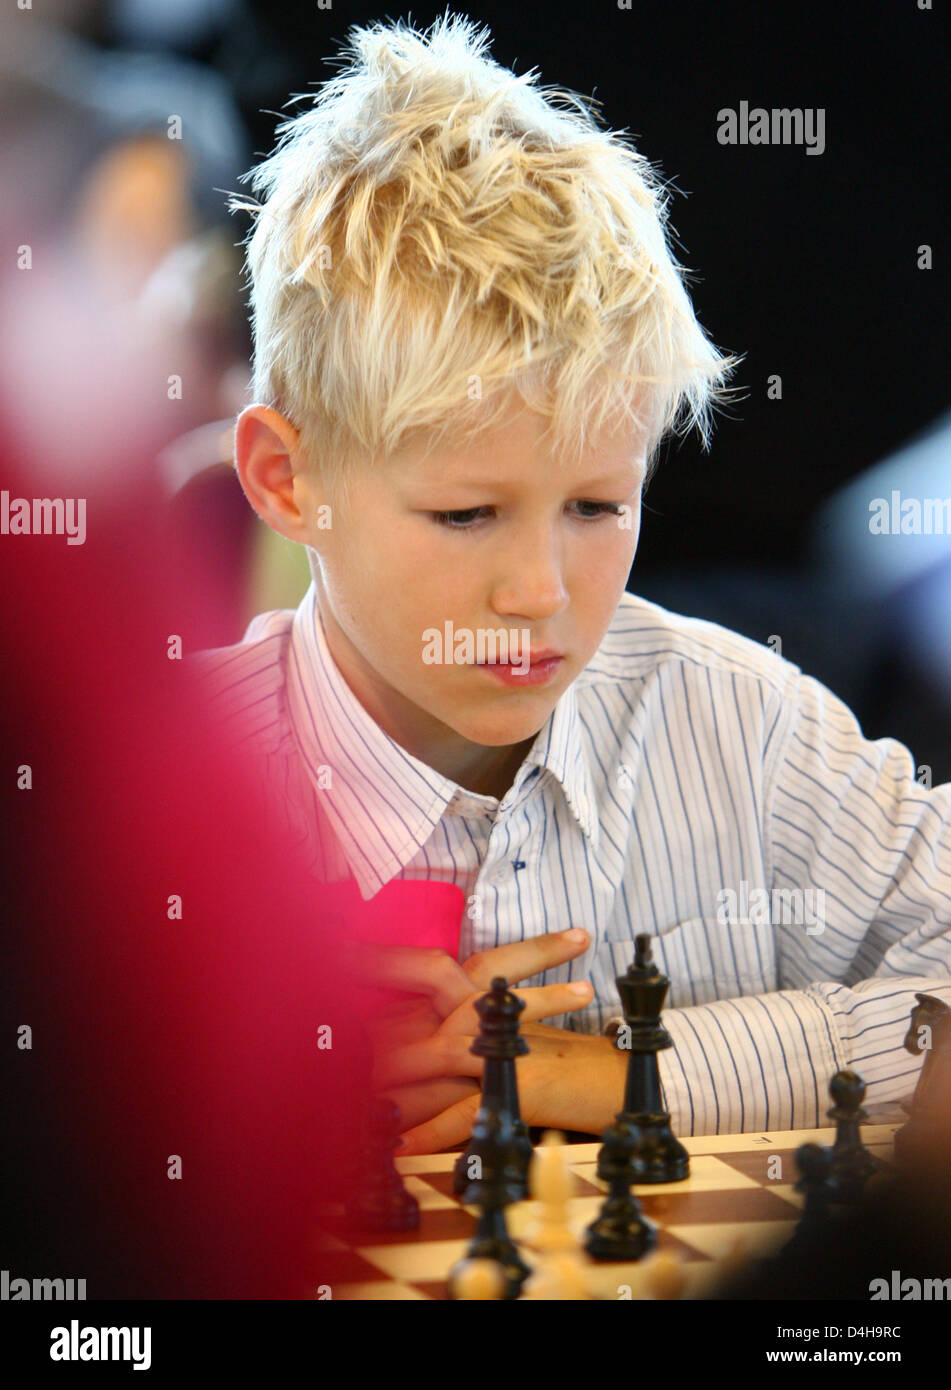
xmin=447 ymin=736 xmax=538 ymax=801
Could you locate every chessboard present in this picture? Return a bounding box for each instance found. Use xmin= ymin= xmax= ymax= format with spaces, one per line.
xmin=317 ymin=1122 xmax=898 ymax=1300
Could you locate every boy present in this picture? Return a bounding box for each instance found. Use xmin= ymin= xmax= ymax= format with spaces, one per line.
xmin=195 ymin=14 xmax=951 ymax=1153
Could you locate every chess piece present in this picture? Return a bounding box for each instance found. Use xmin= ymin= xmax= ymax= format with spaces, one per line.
xmin=827 ymin=1069 xmax=882 ymax=1202
xmin=460 ymin=1198 xmax=531 ymax=1300
xmin=454 ymin=979 xmax=533 ymax=1298
xmin=583 ymin=1115 xmax=657 ymax=1261
xmin=521 ymin=1132 xmax=591 ymax=1300
xmin=520 ymin=1250 xmax=589 ymax=1300
xmin=449 ymin=1258 xmax=506 ymax=1300
xmin=453 ymin=977 xmax=532 ymax=1198
xmin=894 ymin=993 xmax=951 ymax=1164
xmin=642 ymin=1251 xmax=687 ymax=1300
xmin=784 ymin=1142 xmax=836 ymax=1253
xmin=350 ymin=1096 xmax=420 ymax=1232
xmin=586 ymin=934 xmax=693 ymax=1260
xmin=612 ymin=935 xmax=689 ymax=1183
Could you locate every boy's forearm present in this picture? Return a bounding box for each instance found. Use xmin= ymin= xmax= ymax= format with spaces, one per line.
xmin=656 ymin=976 xmax=951 ymax=1138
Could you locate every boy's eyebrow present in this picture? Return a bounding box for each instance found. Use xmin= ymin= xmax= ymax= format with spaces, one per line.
xmin=406 ymin=462 xmax=646 ymax=491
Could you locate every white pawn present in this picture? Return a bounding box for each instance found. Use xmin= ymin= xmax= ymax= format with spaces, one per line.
xmin=521 ymin=1131 xmax=591 ymax=1299
xmin=642 ymin=1251 xmax=687 ymax=1300
xmin=450 ymin=1258 xmax=506 ymax=1300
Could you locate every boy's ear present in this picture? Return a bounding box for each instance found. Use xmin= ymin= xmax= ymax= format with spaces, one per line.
xmin=234 ymin=403 xmax=300 ymax=468
xmin=233 ymin=404 xmax=312 ymax=541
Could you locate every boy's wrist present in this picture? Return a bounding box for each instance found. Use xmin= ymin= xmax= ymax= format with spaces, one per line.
xmin=601 ymin=1015 xmax=670 ymax=1115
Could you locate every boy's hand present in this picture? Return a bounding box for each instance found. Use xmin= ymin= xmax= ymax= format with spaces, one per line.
xmin=349 ymin=926 xmax=591 ymax=1016
xmin=392 ymin=1022 xmax=628 ymax=1155
xmin=349 ymin=928 xmax=595 ymax=1129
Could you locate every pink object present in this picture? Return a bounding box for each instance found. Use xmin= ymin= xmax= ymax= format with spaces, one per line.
xmin=321 ymin=878 xmax=465 ymax=953
xmin=322 ymin=879 xmax=466 ymax=1010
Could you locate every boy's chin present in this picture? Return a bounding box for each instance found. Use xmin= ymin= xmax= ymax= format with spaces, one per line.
xmin=442 ymin=708 xmax=553 ymax=749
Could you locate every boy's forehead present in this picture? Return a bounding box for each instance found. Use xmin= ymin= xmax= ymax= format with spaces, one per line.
xmin=391 ymin=425 xmax=648 ymax=488
xmin=405 ymin=459 xmax=645 ymax=491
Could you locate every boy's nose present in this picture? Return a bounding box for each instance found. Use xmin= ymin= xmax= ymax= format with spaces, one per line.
xmin=489 ymin=536 xmax=569 ymax=620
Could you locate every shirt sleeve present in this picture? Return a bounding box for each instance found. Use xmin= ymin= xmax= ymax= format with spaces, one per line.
xmin=656 ymin=668 xmax=951 ymax=1136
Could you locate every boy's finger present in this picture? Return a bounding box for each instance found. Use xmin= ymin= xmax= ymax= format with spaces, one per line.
xmin=367 ymin=999 xmax=440 ymax=1048
xmin=462 ymin=928 xmax=590 ymax=990
xmin=373 ymin=1034 xmax=484 ymax=1089
xmin=379 ymin=1078 xmax=481 ymax=1134
xmin=396 ymin=1092 xmax=483 ymax=1157
xmin=344 ymin=943 xmax=475 ymax=1016
xmin=438 ymin=980 xmax=594 ymax=1035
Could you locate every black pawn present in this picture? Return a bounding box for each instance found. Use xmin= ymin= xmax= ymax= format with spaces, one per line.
xmin=786 ymin=1142 xmax=836 ymax=1250
xmin=452 ymin=978 xmax=533 ymax=1299
xmin=451 ymin=1200 xmax=531 ymax=1302
xmin=583 ymin=1116 xmax=657 ymax=1261
xmin=614 ymin=934 xmax=689 ymax=1183
xmin=452 ymin=977 xmax=532 ymax=1201
xmin=350 ymin=1097 xmax=420 ymax=1233
xmin=827 ymin=1069 xmax=882 ymax=1202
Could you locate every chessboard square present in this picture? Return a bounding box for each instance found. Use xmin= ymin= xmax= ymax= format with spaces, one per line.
xmin=403 ymin=1175 xmax=459 ymax=1210
xmin=356 ymin=1238 xmax=471 ymax=1282
xmin=680 ymin=1132 xmax=785 ymax=1154
xmin=686 ymin=1129 xmax=827 ymax=1154
xmin=684 ymin=1124 xmax=895 ymax=1154
xmin=563 ymin=1169 xmax=608 ymax=1198
xmin=318 ymin=1248 xmax=392 ymax=1287
xmin=424 ymin=1170 xmax=467 ymax=1201
xmin=667 ymin=1219 xmax=796 ymax=1262
xmin=334 ymin=1280 xmax=431 ymax=1301
xmin=559 ymin=1142 xmax=601 ymax=1164
xmin=352 ymin=1206 xmax=477 ymax=1245
xmin=566 ymin=1162 xmax=603 ymax=1193
xmin=637 ymin=1186 xmax=802 ymax=1225
xmin=716 ymin=1140 xmax=894 ymax=1187
xmin=412 ymin=1280 xmax=454 ymax=1300
xmin=714 ymin=1148 xmax=803 ymax=1183
xmin=396 ymin=1152 xmax=460 ymax=1176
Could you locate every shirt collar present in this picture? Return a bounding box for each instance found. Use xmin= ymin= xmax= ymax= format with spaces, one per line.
xmin=521 ymin=669 xmax=600 ymax=843
xmin=284 ymin=582 xmax=599 ymax=898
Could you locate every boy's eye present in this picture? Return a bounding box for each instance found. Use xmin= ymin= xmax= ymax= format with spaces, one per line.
xmin=572 ymin=501 xmax=624 ymax=519
xmin=430 ymin=508 xmax=491 ymax=529
xmin=429 ymin=502 xmax=624 ymax=529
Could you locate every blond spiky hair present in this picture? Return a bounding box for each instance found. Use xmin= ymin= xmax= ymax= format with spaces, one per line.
xmin=230 ymin=11 xmax=741 ymax=508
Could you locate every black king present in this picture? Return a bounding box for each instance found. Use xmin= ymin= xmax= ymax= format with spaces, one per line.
xmin=585 ymin=933 xmax=689 ymax=1260
xmin=451 ymin=977 xmax=533 ymax=1297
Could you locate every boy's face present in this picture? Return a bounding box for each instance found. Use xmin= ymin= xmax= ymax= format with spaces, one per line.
xmin=237 ymin=403 xmax=646 ymax=794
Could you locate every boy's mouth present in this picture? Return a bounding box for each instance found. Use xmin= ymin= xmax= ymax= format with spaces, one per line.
xmin=476 ymin=653 xmax=564 ymax=687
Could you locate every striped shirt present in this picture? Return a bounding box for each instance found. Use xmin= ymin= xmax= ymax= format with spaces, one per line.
xmin=192 ymin=580 xmax=951 ymax=1136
